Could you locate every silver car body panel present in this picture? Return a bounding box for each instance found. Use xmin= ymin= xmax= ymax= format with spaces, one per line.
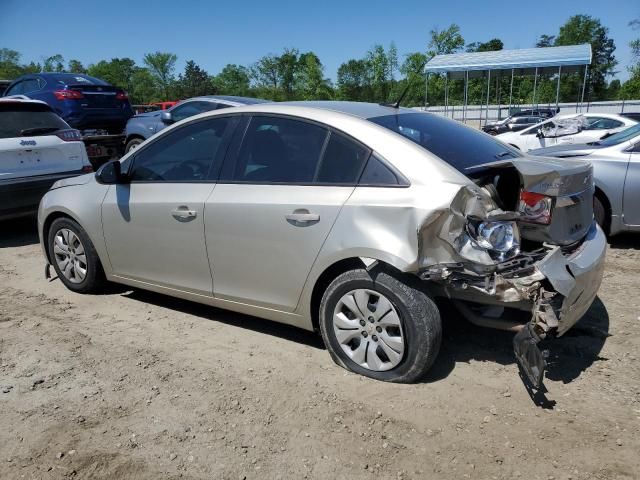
xmin=38 ymin=102 xmax=606 ymax=337
xmin=530 ymin=132 xmax=640 ymax=235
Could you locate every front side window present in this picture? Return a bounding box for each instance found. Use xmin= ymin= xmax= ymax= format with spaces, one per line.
xmin=231 ymin=116 xmax=328 ymax=183
xmin=599 ymin=123 xmax=640 ymax=146
xmin=523 ymin=121 xmax=551 ymax=135
xmin=369 ymin=112 xmax=522 ymax=173
xmin=129 ymin=117 xmax=231 ymax=182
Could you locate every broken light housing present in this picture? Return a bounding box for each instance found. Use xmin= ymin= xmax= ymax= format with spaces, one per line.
xmin=466 ymin=219 xmax=520 ymax=262
xmin=519 ymin=191 xmax=552 ymax=224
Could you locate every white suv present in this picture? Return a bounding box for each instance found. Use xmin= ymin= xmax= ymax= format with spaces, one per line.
xmin=0 ymin=98 xmax=92 ymax=221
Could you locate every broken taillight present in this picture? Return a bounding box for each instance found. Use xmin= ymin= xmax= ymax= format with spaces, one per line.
xmin=519 ymin=191 xmax=552 ymax=225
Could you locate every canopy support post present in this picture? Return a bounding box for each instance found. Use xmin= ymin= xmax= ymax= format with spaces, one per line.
xmin=532 ymin=67 xmax=538 ymax=110
xmin=463 ymin=71 xmax=468 ymax=123
xmin=485 ymin=70 xmax=491 ymax=126
xmin=424 ymin=73 xmax=429 ymax=110
xmin=555 ymin=65 xmax=562 ymax=112
xmin=580 ymin=65 xmax=588 ymax=112
xmin=509 ymin=69 xmax=514 ymax=114
xmin=444 ymin=73 xmax=449 ymax=116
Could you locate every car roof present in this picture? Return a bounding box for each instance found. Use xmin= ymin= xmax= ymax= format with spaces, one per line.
xmin=275 ymin=101 xmax=413 ymax=119
xmin=555 ymin=112 xmax=626 ymax=120
xmin=188 ymin=95 xmax=270 ymax=105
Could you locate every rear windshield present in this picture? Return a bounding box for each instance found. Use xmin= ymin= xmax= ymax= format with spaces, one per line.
xmin=0 ymin=103 xmax=70 ymax=139
xmin=369 ymin=112 xmax=522 ymax=172
xmin=50 ymin=74 xmax=108 ymax=86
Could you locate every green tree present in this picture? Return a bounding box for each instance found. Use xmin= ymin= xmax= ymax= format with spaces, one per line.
xmin=466 ymin=38 xmax=503 ymax=52
xmin=0 ymin=48 xmax=24 ymax=79
xmin=129 ymin=68 xmax=158 ymax=104
xmin=296 ymin=52 xmax=333 ymax=100
xmin=536 ymin=34 xmax=556 ymax=48
xmin=67 ymin=59 xmax=86 ymax=74
xmin=212 ymin=64 xmax=251 ymax=96
xmin=277 ymin=48 xmax=299 ymax=99
xmin=365 ymin=43 xmax=398 ymax=102
xmin=87 ymin=58 xmax=137 ymax=90
xmin=336 ymin=59 xmax=372 ymax=101
xmin=555 ymin=14 xmax=617 ymax=100
xmin=252 ymin=54 xmax=280 ymax=98
xmin=43 ymin=54 xmax=65 ymax=72
xmin=427 ymin=24 xmax=465 ymax=57
xmin=175 ymin=60 xmax=213 ymax=98
xmin=143 ymin=51 xmax=177 ymax=100
xmin=398 ymin=52 xmax=428 ymax=106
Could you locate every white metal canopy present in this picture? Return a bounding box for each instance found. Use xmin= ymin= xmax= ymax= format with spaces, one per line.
xmin=424 ymin=44 xmax=592 ymax=74
xmin=423 ymin=44 xmax=593 ymax=124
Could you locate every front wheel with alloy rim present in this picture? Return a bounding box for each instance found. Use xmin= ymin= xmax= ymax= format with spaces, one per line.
xmin=319 ymin=268 xmax=442 ymax=383
xmin=48 ymin=217 xmax=105 ymax=293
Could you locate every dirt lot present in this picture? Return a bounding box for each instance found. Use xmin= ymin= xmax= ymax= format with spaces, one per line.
xmin=0 ymin=218 xmax=639 ymax=480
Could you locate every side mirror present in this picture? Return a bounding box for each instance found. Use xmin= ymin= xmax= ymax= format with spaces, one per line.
xmin=95 ymin=160 xmax=124 ymax=184
xmin=536 ymin=128 xmax=544 ymax=138
xmin=160 ymin=111 xmax=173 ymax=124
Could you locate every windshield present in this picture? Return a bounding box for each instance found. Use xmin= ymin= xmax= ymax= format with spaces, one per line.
xmin=369 ymin=112 xmax=522 ymax=172
xmin=597 ymin=123 xmax=640 ymax=146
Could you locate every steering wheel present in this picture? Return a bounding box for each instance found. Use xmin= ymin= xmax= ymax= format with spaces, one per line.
xmin=180 ymin=160 xmax=207 ymax=179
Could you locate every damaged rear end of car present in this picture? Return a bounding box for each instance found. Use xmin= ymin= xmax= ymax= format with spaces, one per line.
xmin=417 ymin=158 xmax=605 ymax=388
xmin=369 ymin=112 xmax=607 ymax=389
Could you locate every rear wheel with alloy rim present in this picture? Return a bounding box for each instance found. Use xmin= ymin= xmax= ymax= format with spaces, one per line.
xmin=319 ymin=268 xmax=441 ymax=383
xmin=48 ymin=217 xmax=105 ymax=293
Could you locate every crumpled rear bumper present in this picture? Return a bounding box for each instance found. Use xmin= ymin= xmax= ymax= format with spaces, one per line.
xmin=536 ymin=221 xmax=606 ymax=335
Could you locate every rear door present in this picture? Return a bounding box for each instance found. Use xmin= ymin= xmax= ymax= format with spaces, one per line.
xmin=205 ymin=115 xmax=370 ymax=311
xmin=101 ymin=116 xmax=236 ymax=295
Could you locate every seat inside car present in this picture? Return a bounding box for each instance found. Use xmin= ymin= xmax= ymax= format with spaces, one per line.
xmin=243 ymin=129 xmax=290 ymax=182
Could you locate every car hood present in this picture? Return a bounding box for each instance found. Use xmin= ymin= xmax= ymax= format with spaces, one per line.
xmin=50 ymin=173 xmax=94 ymax=190
xmin=528 ymin=143 xmax=604 ymax=157
xmin=133 ymin=110 xmax=161 ymax=119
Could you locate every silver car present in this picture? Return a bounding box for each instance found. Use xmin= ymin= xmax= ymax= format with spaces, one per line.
xmin=530 ymin=123 xmax=640 ymax=236
xmin=38 ymin=102 xmax=606 ymax=388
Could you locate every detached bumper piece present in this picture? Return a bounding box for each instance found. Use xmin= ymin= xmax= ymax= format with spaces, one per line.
xmin=513 ymin=324 xmax=547 ymax=389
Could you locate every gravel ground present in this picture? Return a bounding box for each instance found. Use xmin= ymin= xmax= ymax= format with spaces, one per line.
xmin=0 ymin=217 xmax=639 ymax=480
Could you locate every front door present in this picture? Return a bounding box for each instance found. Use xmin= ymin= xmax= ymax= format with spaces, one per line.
xmin=205 ymin=115 xmax=370 ymax=312
xmin=102 ymin=116 xmax=234 ymax=295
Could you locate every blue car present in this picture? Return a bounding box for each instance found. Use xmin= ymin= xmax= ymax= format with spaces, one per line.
xmin=124 ymin=95 xmax=269 ymax=152
xmin=3 ymin=73 xmax=134 ymax=133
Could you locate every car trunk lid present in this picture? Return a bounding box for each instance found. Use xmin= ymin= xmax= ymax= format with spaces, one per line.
xmin=68 ymin=84 xmax=123 ymax=109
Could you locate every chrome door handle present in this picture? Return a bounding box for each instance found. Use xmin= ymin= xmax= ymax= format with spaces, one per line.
xmin=171 ymin=206 xmax=197 ymax=221
xmin=286 ymin=210 xmax=320 ymax=226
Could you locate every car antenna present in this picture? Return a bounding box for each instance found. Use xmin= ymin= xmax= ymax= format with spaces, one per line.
xmin=381 ymin=60 xmax=428 ymax=109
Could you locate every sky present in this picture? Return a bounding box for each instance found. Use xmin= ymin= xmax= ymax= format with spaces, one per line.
xmin=1 ymin=0 xmax=638 ymax=82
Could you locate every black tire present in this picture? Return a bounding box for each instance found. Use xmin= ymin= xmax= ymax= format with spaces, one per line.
xmin=319 ymin=268 xmax=442 ymax=383
xmin=125 ymin=137 xmax=144 ymax=153
xmin=48 ymin=217 xmax=105 ymax=294
xmin=593 ymin=195 xmax=609 ymax=234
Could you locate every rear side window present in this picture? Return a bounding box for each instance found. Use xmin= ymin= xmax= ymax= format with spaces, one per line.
xmin=369 ymin=112 xmax=522 ymax=173
xmin=359 ymin=154 xmax=406 ymax=186
xmin=316 ymin=132 xmax=369 ymax=184
xmin=129 ymin=117 xmax=232 ymax=182
xmin=0 ymin=103 xmax=70 ymax=139
xmin=231 ymin=116 xmax=328 ymax=183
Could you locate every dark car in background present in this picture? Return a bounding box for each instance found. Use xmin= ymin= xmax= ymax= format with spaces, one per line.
xmin=124 ymin=95 xmax=268 ymax=152
xmin=3 ymin=73 xmax=134 ymax=133
xmin=482 ymin=115 xmax=546 ymax=135
xmin=482 ymin=108 xmax=558 ymax=135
